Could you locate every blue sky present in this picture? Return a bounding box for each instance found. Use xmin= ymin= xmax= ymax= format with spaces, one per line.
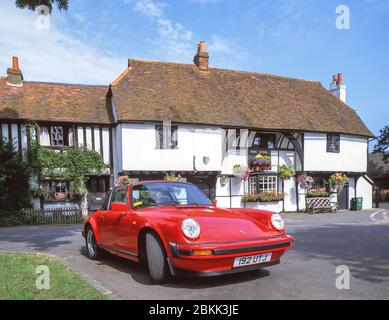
xmin=0 ymin=0 xmax=388 ymax=139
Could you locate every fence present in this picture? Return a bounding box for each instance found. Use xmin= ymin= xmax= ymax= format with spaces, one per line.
xmin=0 ymin=207 xmax=84 ymax=227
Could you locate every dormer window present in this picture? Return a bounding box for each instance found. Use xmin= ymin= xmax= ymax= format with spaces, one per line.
xmin=327 ymin=134 xmax=340 ymax=153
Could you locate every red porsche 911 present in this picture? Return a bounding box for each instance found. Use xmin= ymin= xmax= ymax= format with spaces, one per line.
xmin=82 ymin=181 xmax=293 ymax=284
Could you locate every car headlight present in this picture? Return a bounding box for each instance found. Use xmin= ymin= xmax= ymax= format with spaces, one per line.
xmin=271 ymin=213 xmax=285 ymax=231
xmin=181 ymin=218 xmax=200 ymax=239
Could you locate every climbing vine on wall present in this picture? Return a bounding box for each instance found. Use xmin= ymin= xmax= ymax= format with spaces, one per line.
xmin=27 ymin=122 xmax=108 ymax=193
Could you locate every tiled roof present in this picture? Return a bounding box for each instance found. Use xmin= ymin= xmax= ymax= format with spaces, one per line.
xmin=111 ymin=60 xmax=373 ymax=137
xmin=0 ymin=77 xmax=112 ymax=124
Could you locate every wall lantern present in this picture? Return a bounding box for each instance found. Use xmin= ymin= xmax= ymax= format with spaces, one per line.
xmin=203 ymin=156 xmax=210 ymax=165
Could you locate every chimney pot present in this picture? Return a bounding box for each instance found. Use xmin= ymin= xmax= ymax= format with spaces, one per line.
xmin=12 ymin=56 xmax=20 ymax=70
xmin=337 ymin=73 xmax=343 ymax=85
xmin=199 ymin=41 xmax=206 ymax=53
xmin=332 ymin=74 xmax=337 ymax=83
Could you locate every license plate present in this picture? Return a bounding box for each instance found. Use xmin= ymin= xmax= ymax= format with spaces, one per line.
xmin=233 ymin=253 xmax=272 ymax=268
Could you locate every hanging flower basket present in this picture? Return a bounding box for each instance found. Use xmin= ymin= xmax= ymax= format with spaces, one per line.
xmin=232 ymin=164 xmax=250 ymax=180
xmin=116 ymin=175 xmax=138 ymax=186
xmin=298 ymin=173 xmax=314 ymax=189
xmin=328 ymin=173 xmax=348 ymax=191
xmin=250 ymin=154 xmax=272 ymax=172
xmin=278 ymin=164 xmax=295 ymax=180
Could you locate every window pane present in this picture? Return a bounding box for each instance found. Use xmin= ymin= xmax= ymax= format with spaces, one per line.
xmin=51 ymin=126 xmax=64 ymax=146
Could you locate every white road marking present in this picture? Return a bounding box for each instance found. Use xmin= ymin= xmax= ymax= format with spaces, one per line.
xmin=370 ymin=210 xmax=386 ymax=221
xmin=383 ymin=211 xmax=389 ymax=220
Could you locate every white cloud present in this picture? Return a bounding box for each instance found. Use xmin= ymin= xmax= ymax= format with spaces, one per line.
xmin=125 ymin=0 xmax=196 ymax=62
xmin=134 ymin=0 xmax=163 ymax=18
xmin=0 ymin=2 xmax=125 ymax=84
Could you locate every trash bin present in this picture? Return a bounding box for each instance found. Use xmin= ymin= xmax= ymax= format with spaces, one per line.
xmin=351 ymin=197 xmax=363 ymax=211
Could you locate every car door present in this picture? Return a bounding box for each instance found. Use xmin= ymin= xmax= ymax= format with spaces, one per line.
xmin=96 ymin=189 xmax=113 ymax=246
xmin=105 ymin=187 xmax=133 ymax=252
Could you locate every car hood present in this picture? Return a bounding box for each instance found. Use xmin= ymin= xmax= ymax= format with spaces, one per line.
xmin=143 ymin=206 xmax=280 ymax=243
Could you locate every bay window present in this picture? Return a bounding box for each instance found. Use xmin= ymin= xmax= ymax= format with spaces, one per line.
xmin=248 ymin=175 xmax=278 ymax=194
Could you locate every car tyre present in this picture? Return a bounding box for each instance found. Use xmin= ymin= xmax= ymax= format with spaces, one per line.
xmin=85 ymin=226 xmax=102 ymax=260
xmin=145 ymin=232 xmax=170 ymax=284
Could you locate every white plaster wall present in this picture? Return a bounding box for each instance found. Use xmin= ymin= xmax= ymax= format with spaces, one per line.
xmin=120 ymin=123 xmax=222 ymax=172
xmin=357 ymin=177 xmax=373 ymax=209
xmin=304 ymin=133 xmax=368 ymax=172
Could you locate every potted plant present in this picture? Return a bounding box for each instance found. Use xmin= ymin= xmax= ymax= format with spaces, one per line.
xmin=328 ymin=173 xmax=347 ymax=190
xmin=307 ymin=188 xmax=330 ymax=198
xmin=298 ymin=173 xmax=314 ymax=189
xmin=278 ymin=164 xmax=295 ymax=180
xmin=31 ymin=186 xmax=50 ymax=200
xmin=232 ymin=164 xmax=250 ymax=180
xmin=250 ymin=154 xmax=272 ymax=172
xmin=164 ymin=173 xmax=185 ymax=182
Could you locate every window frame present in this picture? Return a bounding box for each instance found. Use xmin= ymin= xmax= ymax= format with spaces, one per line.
xmin=155 ymin=125 xmax=178 ymax=150
xmin=109 ymin=187 xmax=128 ymax=209
xmin=326 ymin=134 xmax=340 ymax=153
xmin=248 ymin=174 xmax=278 ymax=194
xmin=50 ymin=126 xmax=65 ymax=147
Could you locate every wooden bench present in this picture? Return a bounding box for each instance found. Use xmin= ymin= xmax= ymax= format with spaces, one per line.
xmin=306 ymin=197 xmax=337 ymax=214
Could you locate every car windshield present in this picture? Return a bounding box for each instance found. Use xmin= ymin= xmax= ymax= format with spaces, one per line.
xmin=131 ymin=182 xmax=212 ymax=208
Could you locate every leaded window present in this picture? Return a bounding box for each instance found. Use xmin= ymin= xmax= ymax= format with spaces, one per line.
xmin=327 ymin=134 xmax=340 ymax=153
xmin=51 ymin=126 xmax=64 ymax=146
xmin=156 ymin=125 xmax=178 ymax=149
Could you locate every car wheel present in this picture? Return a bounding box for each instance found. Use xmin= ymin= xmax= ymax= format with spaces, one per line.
xmin=85 ymin=227 xmax=102 ymax=260
xmin=145 ymin=232 xmax=170 ymax=284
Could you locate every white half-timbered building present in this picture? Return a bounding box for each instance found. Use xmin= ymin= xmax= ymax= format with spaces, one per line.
xmin=0 ymin=42 xmax=374 ymax=211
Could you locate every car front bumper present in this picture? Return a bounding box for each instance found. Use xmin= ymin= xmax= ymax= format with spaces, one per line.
xmin=167 ymin=235 xmax=293 ymax=276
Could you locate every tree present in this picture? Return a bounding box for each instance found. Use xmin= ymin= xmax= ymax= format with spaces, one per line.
xmin=0 ymin=138 xmax=32 ymax=210
xmin=15 ymin=0 xmax=68 ymax=13
xmin=373 ymin=125 xmax=389 ymax=163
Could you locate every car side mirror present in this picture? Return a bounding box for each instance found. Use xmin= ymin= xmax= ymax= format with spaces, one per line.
xmin=111 ymin=202 xmax=129 ymax=212
xmin=212 ymin=199 xmax=217 ymax=207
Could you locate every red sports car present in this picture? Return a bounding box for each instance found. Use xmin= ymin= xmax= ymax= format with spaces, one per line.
xmin=82 ymin=181 xmax=293 ymax=283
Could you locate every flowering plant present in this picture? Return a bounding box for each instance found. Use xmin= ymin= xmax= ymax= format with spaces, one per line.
xmin=298 ymin=173 xmax=314 ymax=189
xmin=116 ymin=175 xmax=137 ymax=186
xmin=164 ymin=173 xmax=185 ymax=182
xmin=55 ymin=192 xmax=67 ymax=201
xmin=242 ymin=192 xmax=285 ymax=203
xmin=278 ymin=164 xmax=295 ymax=180
xmin=307 ymin=188 xmax=329 ymax=198
xmin=328 ymin=173 xmax=347 ymax=187
xmin=250 ymin=154 xmax=272 ymax=172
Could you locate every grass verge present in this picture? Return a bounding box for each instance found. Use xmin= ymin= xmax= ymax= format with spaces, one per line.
xmin=0 ymin=253 xmax=110 ymax=300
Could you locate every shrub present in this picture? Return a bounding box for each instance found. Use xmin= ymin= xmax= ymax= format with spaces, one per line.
xmin=0 ymin=138 xmax=32 ymax=210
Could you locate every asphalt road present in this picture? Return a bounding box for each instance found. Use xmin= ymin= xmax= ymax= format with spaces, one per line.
xmin=0 ymin=209 xmax=388 ymax=300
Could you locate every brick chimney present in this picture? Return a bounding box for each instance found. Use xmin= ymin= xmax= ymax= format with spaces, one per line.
xmin=329 ymin=73 xmax=346 ymax=103
xmin=7 ymin=57 xmax=23 ymax=87
xmin=194 ymin=41 xmax=209 ymax=71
